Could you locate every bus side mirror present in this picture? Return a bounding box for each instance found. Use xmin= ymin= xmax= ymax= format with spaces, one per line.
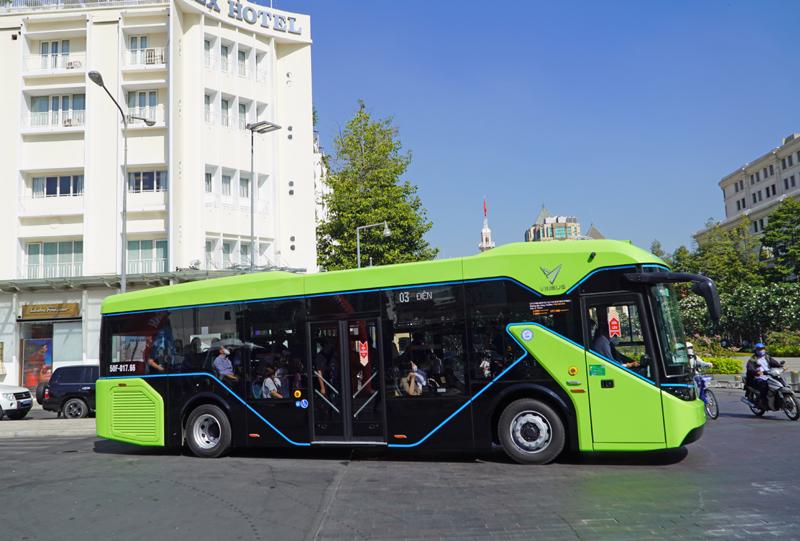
xmin=690 ymin=278 xmax=721 ymax=324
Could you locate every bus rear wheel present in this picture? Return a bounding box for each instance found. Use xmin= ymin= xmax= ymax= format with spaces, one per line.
xmin=498 ymin=398 xmax=565 ymax=465
xmin=186 ymin=404 xmax=231 ymax=458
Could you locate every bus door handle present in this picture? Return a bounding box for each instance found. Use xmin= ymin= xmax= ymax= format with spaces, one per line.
xmin=600 ymin=380 xmax=614 ymax=389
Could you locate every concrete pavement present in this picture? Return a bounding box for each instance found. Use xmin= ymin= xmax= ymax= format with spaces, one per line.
xmin=0 ymin=404 xmax=95 ymax=439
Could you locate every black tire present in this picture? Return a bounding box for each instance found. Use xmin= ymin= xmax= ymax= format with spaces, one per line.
xmin=704 ymin=390 xmax=719 ymax=420
xmin=749 ymin=403 xmax=765 ymax=417
xmin=6 ymin=411 xmax=28 ymax=420
xmin=782 ymin=394 xmax=800 ymax=421
xmin=0 ymin=406 xmax=4 ymax=421
xmin=62 ymin=398 xmax=88 ymax=419
xmin=498 ymin=398 xmax=565 ymax=465
xmin=185 ymin=404 xmax=231 ymax=458
xmin=35 ymin=382 xmax=47 ymax=405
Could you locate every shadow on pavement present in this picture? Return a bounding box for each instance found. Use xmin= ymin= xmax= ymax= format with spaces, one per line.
xmin=718 ymin=412 xmax=788 ymax=421
xmin=555 ymin=446 xmax=689 ymax=466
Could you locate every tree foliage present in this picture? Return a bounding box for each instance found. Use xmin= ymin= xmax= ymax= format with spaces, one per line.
xmin=316 ymin=102 xmax=438 ymax=270
xmin=682 ymin=220 xmax=763 ymax=291
xmin=761 ymin=197 xmax=800 ymax=281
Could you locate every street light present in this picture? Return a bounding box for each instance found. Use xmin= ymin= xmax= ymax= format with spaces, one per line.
xmin=88 ymin=70 xmax=155 ymax=293
xmin=245 ymin=120 xmax=281 ymax=271
xmin=356 ymin=221 xmax=391 ymax=269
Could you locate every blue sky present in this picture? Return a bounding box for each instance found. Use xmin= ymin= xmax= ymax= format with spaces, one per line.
xmin=273 ymin=0 xmax=800 ymax=258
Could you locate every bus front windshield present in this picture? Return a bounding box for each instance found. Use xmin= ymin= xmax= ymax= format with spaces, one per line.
xmin=650 ymin=284 xmax=690 ymax=377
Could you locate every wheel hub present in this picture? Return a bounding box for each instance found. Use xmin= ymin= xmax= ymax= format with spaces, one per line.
xmin=510 ymin=411 xmax=552 ymax=454
xmin=193 ymin=414 xmax=221 ymax=450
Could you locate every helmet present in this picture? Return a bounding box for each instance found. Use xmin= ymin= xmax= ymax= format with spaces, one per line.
xmin=754 ymin=342 xmax=766 ymax=351
xmin=686 ymin=342 xmax=694 ymax=349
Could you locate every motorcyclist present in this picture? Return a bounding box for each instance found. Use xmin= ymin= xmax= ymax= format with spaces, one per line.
xmin=687 ymin=342 xmax=713 ymax=371
xmin=745 ymin=343 xmax=782 ymax=407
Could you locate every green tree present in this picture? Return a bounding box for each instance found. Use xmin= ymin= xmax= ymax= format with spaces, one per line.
xmin=670 ymin=245 xmax=695 ymax=273
xmin=317 ymin=102 xmax=438 ymax=270
xmin=761 ymin=197 xmax=800 ymax=281
xmin=691 ymin=220 xmax=763 ymax=291
xmin=650 ymin=240 xmax=670 ymax=264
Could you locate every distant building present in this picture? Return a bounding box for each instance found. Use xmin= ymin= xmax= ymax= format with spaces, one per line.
xmin=524 ymin=206 xmax=583 ymax=242
xmin=478 ymin=199 xmax=495 ymax=252
xmin=694 ymin=133 xmax=800 ymax=244
xmin=585 ymin=224 xmax=605 ymax=240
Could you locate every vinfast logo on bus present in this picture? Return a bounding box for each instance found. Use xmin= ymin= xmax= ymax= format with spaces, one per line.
xmin=540 ymin=264 xmax=565 ymax=292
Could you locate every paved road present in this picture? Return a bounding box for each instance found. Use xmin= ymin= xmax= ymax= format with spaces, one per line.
xmin=2 ymin=390 xmax=799 ymax=541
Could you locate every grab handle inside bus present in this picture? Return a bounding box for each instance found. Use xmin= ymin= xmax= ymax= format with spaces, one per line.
xmin=623 ymin=271 xmax=721 ymax=324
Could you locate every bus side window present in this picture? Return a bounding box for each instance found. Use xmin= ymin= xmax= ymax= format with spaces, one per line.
xmin=586 ymin=301 xmax=652 ymax=380
xmin=382 ymin=285 xmax=466 ymax=397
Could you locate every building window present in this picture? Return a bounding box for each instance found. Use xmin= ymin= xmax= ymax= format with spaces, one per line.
xmin=240 ymin=243 xmax=250 ymax=265
xmin=204 ymin=39 xmax=212 ymax=67
xmin=790 ymin=155 xmax=795 ymax=167
xmin=30 ymin=94 xmax=85 ymax=128
xmin=238 ymin=103 xmax=247 ymax=129
xmin=127 ymin=240 xmax=167 ymax=274
xmin=792 ymin=175 xmax=797 ymax=188
xmin=26 ymin=241 xmax=83 ymax=279
xmin=204 ymin=94 xmax=212 ymax=123
xmin=220 ymin=44 xmax=230 ymax=72
xmin=741 ymin=198 xmax=746 ymax=209
xmin=760 ymin=218 xmax=765 ymax=231
xmin=32 ymin=174 xmax=83 ymax=198
xmin=205 ymin=172 xmax=213 ymax=193
xmin=734 ymin=183 xmax=739 ymax=193
xmin=239 ymin=176 xmax=250 ymax=199
xmin=222 ymin=175 xmax=232 ymax=196
xmin=750 ymin=174 xmax=754 ymax=185
xmin=785 ymin=178 xmax=790 ymax=191
xmin=126 ymin=90 xmax=158 ymax=123
xmin=237 ymin=49 xmax=247 ymax=77
xmin=128 ymin=170 xmax=167 ymax=193
xmin=205 ymin=240 xmax=215 ymax=268
xmin=39 ymin=39 xmax=71 ymax=69
xmin=752 ymin=193 xmax=757 ymax=205
xmin=769 ymin=164 xmax=774 ymax=176
xmin=757 ymin=190 xmax=763 ymax=202
xmin=221 ymin=98 xmax=230 ymax=127
xmin=222 ymin=242 xmax=233 ymax=268
xmin=782 ymin=158 xmax=787 ymax=170
xmin=736 ymin=200 xmax=741 ymax=211
xmin=762 ymin=167 xmax=767 ymax=179
xmin=129 ymin=35 xmax=149 ymax=65
xmin=756 ymin=171 xmax=761 ymax=182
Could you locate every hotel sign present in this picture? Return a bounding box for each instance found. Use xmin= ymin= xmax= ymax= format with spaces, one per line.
xmin=196 ymin=0 xmax=303 ymax=35
xmin=21 ymin=303 xmax=80 ymax=320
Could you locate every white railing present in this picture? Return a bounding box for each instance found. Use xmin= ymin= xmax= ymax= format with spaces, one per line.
xmin=27 ymin=262 xmax=83 ymax=279
xmin=2 ymin=0 xmax=165 ymax=13
xmin=126 ymin=47 xmax=166 ymax=66
xmin=127 ymin=259 xmax=167 ymax=274
xmin=28 ymin=109 xmax=85 ymax=129
xmin=127 ymin=104 xmax=165 ymax=124
xmin=25 ymin=52 xmax=86 ymax=72
xmin=237 ymin=62 xmax=247 ymax=78
xmin=220 ymin=56 xmax=230 ymax=73
xmin=220 ymin=113 xmax=230 ymax=127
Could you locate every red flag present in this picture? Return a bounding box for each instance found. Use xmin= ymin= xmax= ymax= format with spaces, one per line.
xmin=483 ymin=198 xmax=487 ymax=217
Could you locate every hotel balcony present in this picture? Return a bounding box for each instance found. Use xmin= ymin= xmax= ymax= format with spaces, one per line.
xmin=18 ymin=194 xmax=83 ymax=218
xmin=123 ymin=47 xmax=167 ymax=72
xmin=26 ymin=262 xmax=82 ymax=280
xmin=127 ymin=259 xmax=167 ymax=275
xmin=23 ymin=110 xmax=85 ymax=134
xmin=126 ymin=105 xmax=166 ymax=128
xmin=23 ymin=52 xmax=86 ymax=77
xmin=2 ymin=0 xmax=166 ymax=14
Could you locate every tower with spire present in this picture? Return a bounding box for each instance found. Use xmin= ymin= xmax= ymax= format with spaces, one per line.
xmin=478 ymin=198 xmax=495 ymax=252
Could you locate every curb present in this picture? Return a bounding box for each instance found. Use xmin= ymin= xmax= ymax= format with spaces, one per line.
xmin=0 ymin=429 xmax=96 ymax=439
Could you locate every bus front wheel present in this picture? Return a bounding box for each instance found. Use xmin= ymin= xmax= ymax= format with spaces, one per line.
xmin=498 ymin=398 xmax=565 ymax=465
xmin=186 ymin=404 xmax=232 ymax=458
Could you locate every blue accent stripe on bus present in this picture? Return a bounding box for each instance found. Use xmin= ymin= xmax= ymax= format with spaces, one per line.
xmin=661 ymin=383 xmax=692 ymax=388
xmin=102 ymin=372 xmax=311 ymax=447
xmin=564 ymin=265 xmax=637 ymax=294
xmin=387 ymin=322 xmax=530 ymax=448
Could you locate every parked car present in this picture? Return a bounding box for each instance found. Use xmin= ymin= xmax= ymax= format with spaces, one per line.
xmin=42 ymin=365 xmax=99 ymax=419
xmin=0 ymin=383 xmax=33 ymax=420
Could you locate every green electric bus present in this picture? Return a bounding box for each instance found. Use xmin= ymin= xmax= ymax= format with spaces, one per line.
xmin=96 ymin=240 xmax=720 ymax=464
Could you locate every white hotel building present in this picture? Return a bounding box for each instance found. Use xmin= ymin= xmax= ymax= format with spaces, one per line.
xmin=0 ymin=0 xmax=318 ymax=387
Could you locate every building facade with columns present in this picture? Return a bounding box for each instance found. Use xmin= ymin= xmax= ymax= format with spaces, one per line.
xmin=695 ymin=134 xmax=800 ymax=244
xmin=0 ymin=0 xmax=317 ymax=388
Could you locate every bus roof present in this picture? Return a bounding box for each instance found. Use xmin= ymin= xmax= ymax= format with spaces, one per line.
xmin=101 ymin=240 xmax=664 ymax=315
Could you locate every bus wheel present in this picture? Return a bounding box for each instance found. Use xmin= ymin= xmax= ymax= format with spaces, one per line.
xmin=498 ymin=398 xmax=565 ymax=465
xmin=186 ymin=404 xmax=232 ymax=458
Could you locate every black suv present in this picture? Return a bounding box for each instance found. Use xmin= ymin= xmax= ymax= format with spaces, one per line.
xmin=43 ymin=365 xmax=99 ymax=419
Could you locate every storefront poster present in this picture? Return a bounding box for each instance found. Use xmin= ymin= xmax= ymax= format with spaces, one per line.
xmin=23 ymin=339 xmax=53 ymax=390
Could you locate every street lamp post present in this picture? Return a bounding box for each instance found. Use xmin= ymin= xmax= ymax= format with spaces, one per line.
xmin=88 ymin=70 xmax=155 ymax=293
xmin=245 ymin=120 xmax=281 ymax=271
xmin=356 ymin=221 xmax=391 ymax=269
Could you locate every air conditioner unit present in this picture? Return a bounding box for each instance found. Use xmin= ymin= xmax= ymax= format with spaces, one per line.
xmin=63 ymin=118 xmax=73 ymax=127
xmin=145 ymin=48 xmax=157 ymax=65
xmin=66 ymin=60 xmax=82 ymax=69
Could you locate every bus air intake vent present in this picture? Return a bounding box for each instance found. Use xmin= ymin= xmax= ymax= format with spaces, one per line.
xmin=110 ymin=387 xmax=160 ymax=443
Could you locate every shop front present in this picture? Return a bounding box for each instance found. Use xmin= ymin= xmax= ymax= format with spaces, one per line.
xmin=18 ymin=303 xmax=83 ymax=392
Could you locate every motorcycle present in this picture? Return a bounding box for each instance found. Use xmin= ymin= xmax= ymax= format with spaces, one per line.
xmin=695 ymin=373 xmax=718 ymax=419
xmin=741 ymin=366 xmax=800 ymax=421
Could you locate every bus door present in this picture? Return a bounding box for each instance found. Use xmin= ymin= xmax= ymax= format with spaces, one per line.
xmin=309 ymin=318 xmax=385 ymax=443
xmin=582 ymin=294 xmax=666 ymax=447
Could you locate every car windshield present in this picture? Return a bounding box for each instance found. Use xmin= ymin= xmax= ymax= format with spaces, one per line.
xmin=650 ymin=284 xmax=690 ymax=377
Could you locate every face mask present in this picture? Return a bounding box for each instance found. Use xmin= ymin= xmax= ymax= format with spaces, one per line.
xmin=756 ymin=351 xmax=766 ymax=358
